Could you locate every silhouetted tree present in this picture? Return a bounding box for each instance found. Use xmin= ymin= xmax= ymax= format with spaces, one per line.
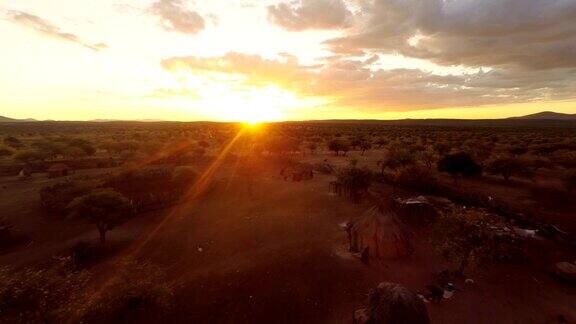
xmin=67 ymin=189 xmax=130 ymax=244
xmin=328 ymin=139 xmax=349 ymax=156
xmin=360 ymin=141 xmax=372 ymax=155
xmin=437 ymin=152 xmax=482 ymax=183
xmin=486 ymin=156 xmax=533 ymax=182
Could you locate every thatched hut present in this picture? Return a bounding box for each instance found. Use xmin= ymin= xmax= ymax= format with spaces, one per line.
xmin=348 ymin=207 xmax=412 ymax=259
xmin=394 ymin=196 xmax=439 ymax=227
xmin=47 ymin=163 xmax=70 ymax=178
xmin=17 ymin=167 xmax=32 ymax=180
xmin=354 ymin=282 xmax=430 ymax=324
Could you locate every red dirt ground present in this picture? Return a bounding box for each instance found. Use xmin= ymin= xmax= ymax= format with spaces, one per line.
xmin=1 ymin=161 xmax=575 ymax=323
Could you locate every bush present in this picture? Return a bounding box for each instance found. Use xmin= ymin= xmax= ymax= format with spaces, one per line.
xmin=377 ymin=146 xmax=415 ymax=174
xmin=328 ymin=139 xmax=350 ymax=156
xmin=432 ymin=206 xmax=526 ymax=274
xmin=71 ymin=259 xmax=175 ymax=323
xmin=70 ymin=240 xmax=112 ymax=270
xmin=0 ymin=145 xmax=14 ymax=157
xmin=438 ymin=152 xmax=482 ymax=180
xmin=0 ymin=259 xmax=90 ymax=323
xmin=394 ymin=166 xmax=437 ymax=192
xmin=4 ymin=136 xmax=24 ymax=149
xmin=0 ymin=217 xmax=29 ymax=250
xmin=336 ymin=167 xmax=373 ymax=203
xmin=485 ymin=156 xmax=534 ymax=182
xmin=13 ymin=149 xmax=46 ymax=163
xmin=40 ymin=180 xmax=99 ymax=215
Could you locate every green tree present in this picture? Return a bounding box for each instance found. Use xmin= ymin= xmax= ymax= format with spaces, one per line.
xmin=67 ymin=189 xmax=130 ymax=244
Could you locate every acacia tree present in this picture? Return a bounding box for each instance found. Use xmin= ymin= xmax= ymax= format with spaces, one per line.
xmin=359 ymin=141 xmax=372 ymax=155
xmin=328 ymin=139 xmax=349 ymax=156
xmin=486 ymin=156 xmax=533 ymax=182
xmin=67 ymin=189 xmax=130 ymax=244
xmin=377 ymin=147 xmax=415 ymax=174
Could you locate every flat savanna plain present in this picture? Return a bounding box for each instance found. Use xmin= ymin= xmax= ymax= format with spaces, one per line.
xmin=0 ymin=121 xmax=575 ymax=323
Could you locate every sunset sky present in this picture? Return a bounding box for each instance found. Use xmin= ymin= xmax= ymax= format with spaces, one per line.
xmin=1 ymin=0 xmax=575 ymax=122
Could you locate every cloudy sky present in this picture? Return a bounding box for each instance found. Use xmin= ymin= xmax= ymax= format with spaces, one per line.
xmin=1 ymin=0 xmax=575 ymax=121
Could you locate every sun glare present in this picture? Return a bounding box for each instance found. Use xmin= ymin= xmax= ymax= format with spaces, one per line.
xmin=179 ymin=75 xmax=308 ymax=122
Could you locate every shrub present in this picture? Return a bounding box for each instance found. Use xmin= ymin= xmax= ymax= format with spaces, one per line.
xmin=13 ymin=149 xmax=46 ymax=164
xmin=377 ymin=147 xmax=415 ymax=174
xmin=336 ymin=167 xmax=373 ymax=203
xmin=0 ymin=259 xmax=90 ymax=323
xmin=432 ymin=206 xmax=526 ymax=275
xmin=394 ymin=166 xmax=437 ymax=192
xmin=4 ymin=136 xmax=24 ymax=149
xmin=71 ymin=259 xmax=175 ymax=323
xmin=0 ymin=145 xmax=14 ymax=157
xmin=485 ymin=156 xmax=534 ymax=182
xmin=328 ymin=139 xmax=350 ymax=156
xmin=0 ymin=217 xmax=29 ymax=250
xmin=40 ymin=180 xmax=98 ymax=215
xmin=438 ymin=152 xmax=482 ymax=181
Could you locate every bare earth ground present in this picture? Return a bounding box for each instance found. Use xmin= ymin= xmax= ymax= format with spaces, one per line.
xmin=1 ymin=158 xmax=576 ymax=323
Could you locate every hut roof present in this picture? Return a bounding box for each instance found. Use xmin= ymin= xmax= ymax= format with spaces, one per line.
xmin=367 ymin=282 xmax=430 ymax=324
xmin=351 ymin=207 xmax=406 ymax=238
xmin=350 ymin=207 xmax=412 ymax=259
xmin=396 ymin=196 xmax=431 ymax=206
xmin=48 ymin=163 xmax=69 ymax=172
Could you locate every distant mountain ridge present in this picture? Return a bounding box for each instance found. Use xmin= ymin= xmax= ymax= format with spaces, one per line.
xmin=510 ymin=111 xmax=576 ymax=120
xmin=1 ymin=111 xmax=575 ymax=123
xmin=0 ymin=116 xmax=37 ymax=123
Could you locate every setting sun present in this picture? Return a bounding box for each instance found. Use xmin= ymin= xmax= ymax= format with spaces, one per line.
xmin=1 ymin=1 xmax=576 ymax=323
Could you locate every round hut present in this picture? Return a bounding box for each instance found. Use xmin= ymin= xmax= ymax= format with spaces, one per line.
xmin=349 ymin=207 xmax=412 ymax=259
xmin=394 ymin=196 xmax=439 ymax=227
xmin=354 ymin=282 xmax=430 ymax=324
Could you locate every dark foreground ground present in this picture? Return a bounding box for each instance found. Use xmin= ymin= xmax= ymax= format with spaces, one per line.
xmin=3 ymin=159 xmax=575 ymax=324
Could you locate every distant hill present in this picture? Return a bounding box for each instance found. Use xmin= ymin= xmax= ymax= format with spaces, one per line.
xmin=90 ymin=119 xmax=166 ymax=122
xmin=0 ymin=116 xmax=37 ymax=123
xmin=510 ymin=111 xmax=576 ymax=120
